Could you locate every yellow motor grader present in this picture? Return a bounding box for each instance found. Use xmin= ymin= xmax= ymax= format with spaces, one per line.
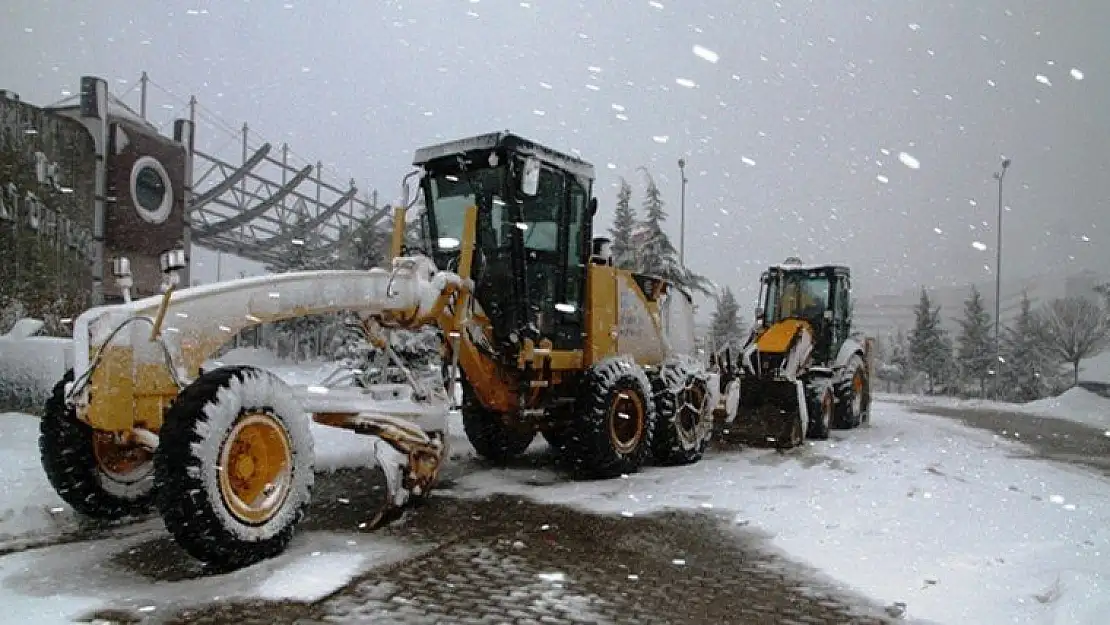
xmin=716 ymin=258 xmax=873 ymax=448
xmin=39 ymin=132 xmax=716 ymax=569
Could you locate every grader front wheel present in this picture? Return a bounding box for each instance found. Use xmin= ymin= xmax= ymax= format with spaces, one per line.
xmin=154 ymin=365 xmax=314 ymax=570
xmin=39 ymin=370 xmax=155 ymax=520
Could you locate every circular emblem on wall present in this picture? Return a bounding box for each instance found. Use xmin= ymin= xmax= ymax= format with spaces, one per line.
xmin=130 ymin=156 xmax=174 ymax=225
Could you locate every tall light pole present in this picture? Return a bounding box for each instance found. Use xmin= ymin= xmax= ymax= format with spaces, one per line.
xmin=678 ymin=158 xmax=688 ymax=266
xmin=992 ymin=157 xmax=1011 ymax=388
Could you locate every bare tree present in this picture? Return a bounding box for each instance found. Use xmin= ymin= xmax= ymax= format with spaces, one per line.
xmin=1036 ymin=296 xmax=1110 ymax=387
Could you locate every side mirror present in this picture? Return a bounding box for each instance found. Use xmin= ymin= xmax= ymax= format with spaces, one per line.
xmin=520 ymin=156 xmax=541 ymax=196
xmin=588 ymin=197 xmax=598 ymax=217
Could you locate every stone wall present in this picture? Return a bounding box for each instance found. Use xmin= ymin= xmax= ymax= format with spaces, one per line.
xmin=0 ymin=94 xmax=97 ymax=335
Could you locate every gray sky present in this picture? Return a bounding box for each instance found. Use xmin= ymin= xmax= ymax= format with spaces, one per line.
xmin=3 ymin=0 xmax=1107 ymax=310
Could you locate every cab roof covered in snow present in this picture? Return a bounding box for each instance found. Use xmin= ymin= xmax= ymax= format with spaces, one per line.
xmin=412 ymin=131 xmax=596 ymax=181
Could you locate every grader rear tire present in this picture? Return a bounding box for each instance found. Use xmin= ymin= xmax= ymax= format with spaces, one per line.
xmin=39 ymin=370 xmax=156 ymax=520
xmin=460 ymin=378 xmax=535 ymax=463
xmin=650 ymin=362 xmax=713 ymax=466
xmin=154 ymin=366 xmax=314 ymax=569
xmin=563 ymin=358 xmax=656 ymax=479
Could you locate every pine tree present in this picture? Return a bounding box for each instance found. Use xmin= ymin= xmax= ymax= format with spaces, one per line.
xmin=633 ymin=167 xmax=713 ymax=295
xmin=909 ymin=288 xmax=953 ymax=394
xmin=886 ymin=329 xmax=912 ymax=392
xmin=955 ymin=285 xmax=994 ymax=396
xmin=998 ymin=292 xmax=1058 ymax=401
xmin=708 ymin=287 xmax=745 ymax=353
xmin=608 ymin=178 xmax=637 ymax=270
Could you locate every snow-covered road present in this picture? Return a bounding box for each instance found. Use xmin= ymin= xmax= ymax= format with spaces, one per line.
xmin=2 ymin=397 xmax=1110 ymax=624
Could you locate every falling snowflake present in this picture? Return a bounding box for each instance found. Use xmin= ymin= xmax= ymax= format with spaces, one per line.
xmin=1035 ymin=74 xmax=1052 ymax=86
xmin=676 ymin=77 xmax=697 ymax=88
xmin=741 ymin=156 xmax=756 ymax=167
xmin=876 ymin=174 xmax=889 ymax=184
xmin=693 ymin=45 xmax=720 ymax=63
xmin=1071 ymin=68 xmax=1085 ymax=80
xmin=652 ymin=135 xmax=669 ymax=144
xmin=972 ymin=241 xmax=987 ymax=251
xmin=898 ymin=152 xmax=921 ymax=169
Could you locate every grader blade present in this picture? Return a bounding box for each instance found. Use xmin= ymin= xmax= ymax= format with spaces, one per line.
xmin=299 ymin=380 xmax=449 ymax=525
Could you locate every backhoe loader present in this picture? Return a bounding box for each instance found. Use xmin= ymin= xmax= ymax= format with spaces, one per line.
xmin=720 ymin=257 xmax=873 ymax=448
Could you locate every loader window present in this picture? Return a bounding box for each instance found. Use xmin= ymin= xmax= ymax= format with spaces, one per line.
xmin=776 ymin=274 xmax=830 ymax=321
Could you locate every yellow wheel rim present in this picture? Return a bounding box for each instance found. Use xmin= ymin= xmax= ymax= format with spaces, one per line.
xmin=608 ymin=390 xmax=646 ymax=455
xmin=218 ymin=412 xmax=294 ymax=525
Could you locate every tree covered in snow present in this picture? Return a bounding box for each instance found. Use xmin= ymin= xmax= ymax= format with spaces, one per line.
xmin=909 ymin=289 xmax=954 ymax=393
xmin=955 ymin=285 xmax=994 ymax=396
xmin=1035 ymin=295 xmax=1110 ymax=387
xmin=997 ymin=292 xmax=1058 ymax=401
xmin=608 ymin=177 xmax=637 ymax=270
xmin=876 ymin=329 xmax=914 ymax=392
xmin=633 ymin=168 xmax=712 ymax=295
xmin=707 ymin=286 xmax=745 ymax=353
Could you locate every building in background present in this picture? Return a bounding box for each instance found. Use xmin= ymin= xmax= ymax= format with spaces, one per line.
xmin=0 ymin=78 xmax=193 ymax=330
xmin=853 ymin=269 xmax=1110 ymax=340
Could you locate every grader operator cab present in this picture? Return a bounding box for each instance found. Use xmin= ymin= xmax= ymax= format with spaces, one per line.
xmin=411 ymin=132 xmax=712 ymax=471
xmin=723 ymin=257 xmax=872 ymax=448
xmin=39 ymin=131 xmax=715 ymax=570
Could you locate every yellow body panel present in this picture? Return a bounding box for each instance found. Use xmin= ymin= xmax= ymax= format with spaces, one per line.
xmin=754 ymin=318 xmax=812 ymax=354
xmin=584 ymin=265 xmax=667 ymax=367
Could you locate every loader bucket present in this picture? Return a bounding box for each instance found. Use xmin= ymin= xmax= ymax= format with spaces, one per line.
xmin=722 ymin=377 xmax=807 ymax=449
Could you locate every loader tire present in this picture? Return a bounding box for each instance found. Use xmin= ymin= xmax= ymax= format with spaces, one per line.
xmin=460 ymin=378 xmax=535 ymax=463
xmin=564 ymin=358 xmax=656 ymax=479
xmin=835 ymin=355 xmax=868 ymax=429
xmin=806 ymin=385 xmax=833 ymax=441
xmin=650 ymin=362 xmax=712 ymax=466
xmin=155 ymin=366 xmax=314 ymax=570
xmin=39 ymin=370 xmax=156 ymax=520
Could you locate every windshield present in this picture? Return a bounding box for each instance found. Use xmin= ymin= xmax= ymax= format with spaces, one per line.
xmin=425 ymin=167 xmax=506 ymax=253
xmin=770 ymin=272 xmax=830 ymax=321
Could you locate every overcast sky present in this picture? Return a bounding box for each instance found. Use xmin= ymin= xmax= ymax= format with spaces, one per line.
xmin=2 ymin=0 xmax=1107 ymax=309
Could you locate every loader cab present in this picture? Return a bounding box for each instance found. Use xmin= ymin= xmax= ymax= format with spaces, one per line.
xmin=412 ymin=132 xmax=597 ymax=357
xmin=755 ymin=259 xmax=853 ymax=365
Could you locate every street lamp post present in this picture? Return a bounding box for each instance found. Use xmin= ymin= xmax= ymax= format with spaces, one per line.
xmin=678 ymin=158 xmax=688 ymax=266
xmin=992 ymin=157 xmax=1011 ymax=392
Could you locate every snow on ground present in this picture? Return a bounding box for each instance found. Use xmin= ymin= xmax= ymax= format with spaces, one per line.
xmin=880 ymin=386 xmax=1110 ymax=431
xmin=0 ymin=528 xmax=421 ymax=624
xmin=6 ymin=351 xmax=1110 ymax=624
xmin=446 ymin=403 xmax=1110 ymax=625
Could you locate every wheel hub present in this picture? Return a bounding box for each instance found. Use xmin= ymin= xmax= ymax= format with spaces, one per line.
xmin=608 ymin=391 xmax=645 ymax=455
xmin=92 ymin=432 xmax=153 ymax=484
xmin=676 ymin=383 xmax=708 ymax=444
xmin=218 ymin=412 xmax=294 ymax=525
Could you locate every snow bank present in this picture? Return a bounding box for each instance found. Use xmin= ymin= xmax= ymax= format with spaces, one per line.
xmin=447 ymin=403 xmax=1110 ymax=625
xmin=0 ymin=324 xmax=73 ymax=413
xmin=880 ymin=387 xmax=1110 ymax=431
xmin=1018 ymin=387 xmax=1110 ymax=429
